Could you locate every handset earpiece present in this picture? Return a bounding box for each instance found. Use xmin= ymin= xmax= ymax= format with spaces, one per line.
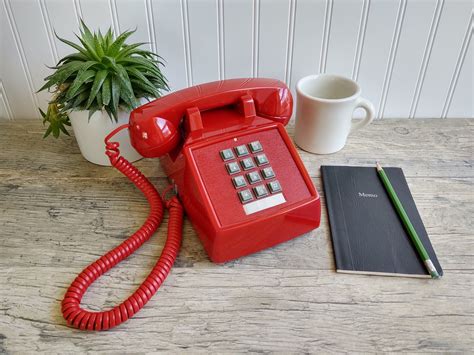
xmin=130 ymin=116 xmax=180 ymax=158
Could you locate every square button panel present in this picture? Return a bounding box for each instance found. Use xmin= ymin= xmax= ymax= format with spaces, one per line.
xmin=246 ymin=171 xmax=261 ymax=184
xmin=238 ymin=189 xmax=253 ymax=203
xmin=234 ymin=145 xmax=249 ymax=157
xmin=261 ymin=167 xmax=275 ymax=179
xmin=226 ymin=162 xmax=241 ymax=174
xmin=267 ymin=180 xmax=282 ymax=193
xmin=240 ymin=158 xmax=255 ymax=170
xmin=232 ymin=175 xmax=247 ymax=188
xmin=255 ymin=154 xmax=269 ymax=166
xmin=253 ymin=185 xmax=269 ymax=198
xmin=248 ymin=141 xmax=263 ymax=153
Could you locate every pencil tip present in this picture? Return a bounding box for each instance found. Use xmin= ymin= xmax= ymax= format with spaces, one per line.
xmin=376 ymin=162 xmax=382 ymax=171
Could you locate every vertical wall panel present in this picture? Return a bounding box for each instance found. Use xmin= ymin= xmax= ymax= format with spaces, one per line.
xmin=9 ymin=0 xmax=55 ymax=113
xmin=152 ymin=0 xmax=187 ymax=91
xmin=415 ymin=0 xmax=472 ymax=118
xmin=0 ymin=1 xmax=37 ymax=119
xmin=325 ymin=0 xmax=363 ymax=77
xmin=290 ymin=0 xmax=326 ymax=89
xmin=0 ymin=82 xmax=13 ymax=120
xmin=0 ymin=92 xmax=10 ymax=120
xmin=1 ymin=0 xmax=472 ymax=119
xmin=223 ymin=0 xmax=253 ymax=79
xmin=383 ymin=0 xmax=437 ymax=119
xmin=356 ymin=0 xmax=401 ymax=118
xmin=447 ymin=34 xmax=473 ymax=118
xmin=115 ymin=0 xmax=151 ymax=50
xmin=187 ymin=0 xmax=219 ymax=85
xmin=257 ymin=0 xmax=290 ymax=81
xmin=78 ymin=0 xmax=114 ymax=34
xmin=45 ymin=0 xmax=79 ymax=59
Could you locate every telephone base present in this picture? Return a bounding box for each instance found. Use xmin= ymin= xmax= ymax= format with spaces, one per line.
xmin=161 ymin=119 xmax=321 ymax=263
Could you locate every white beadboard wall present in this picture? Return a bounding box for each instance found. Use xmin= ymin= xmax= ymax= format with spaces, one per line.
xmin=0 ymin=0 xmax=472 ymax=120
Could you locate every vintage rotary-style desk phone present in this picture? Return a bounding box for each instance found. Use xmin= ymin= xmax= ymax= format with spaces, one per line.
xmin=62 ymin=78 xmax=321 ymax=331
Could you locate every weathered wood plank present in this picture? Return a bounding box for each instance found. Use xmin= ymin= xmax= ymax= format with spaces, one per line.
xmin=1 ymin=176 xmax=472 ymax=272
xmin=0 ymin=118 xmax=473 ymax=353
xmin=1 ymin=267 xmax=472 ymax=353
xmin=0 ymin=119 xmax=472 ymax=180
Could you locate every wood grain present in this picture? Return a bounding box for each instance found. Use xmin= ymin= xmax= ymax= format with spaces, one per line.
xmin=0 ymin=119 xmax=473 ymax=353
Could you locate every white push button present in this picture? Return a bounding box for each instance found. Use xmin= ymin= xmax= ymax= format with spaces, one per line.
xmin=248 ymin=141 xmax=263 ymax=153
xmin=267 ymin=180 xmax=282 ymax=193
xmin=226 ymin=162 xmax=240 ymax=174
xmin=220 ymin=148 xmax=234 ymax=161
xmin=238 ymin=189 xmax=253 ymax=203
xmin=234 ymin=145 xmax=249 ymax=157
xmin=240 ymin=158 xmax=255 ymax=170
xmin=255 ymin=154 xmax=269 ymax=166
xmin=232 ymin=175 xmax=247 ymax=188
xmin=246 ymin=171 xmax=261 ymax=184
xmin=253 ymin=185 xmax=269 ymax=198
xmin=261 ymin=167 xmax=275 ymax=179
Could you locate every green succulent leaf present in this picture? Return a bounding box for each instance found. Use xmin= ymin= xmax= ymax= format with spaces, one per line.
xmin=75 ymin=34 xmax=100 ymax=62
xmin=66 ymin=62 xmax=99 ymax=99
xmin=41 ymin=103 xmax=70 ymax=138
xmin=107 ymin=30 xmax=135 ymax=57
xmin=55 ymin=53 xmax=88 ymax=66
xmin=111 ymin=75 xmax=121 ymax=113
xmin=115 ymin=64 xmax=135 ymax=99
xmin=55 ymin=32 xmax=91 ymax=58
xmin=93 ymin=33 xmax=105 ymax=57
xmin=116 ymin=42 xmax=148 ymax=60
xmin=101 ymin=76 xmax=111 ymax=106
xmin=126 ymin=67 xmax=156 ymax=91
xmin=70 ymin=91 xmax=89 ymax=109
xmin=104 ymin=28 xmax=113 ymax=49
xmin=38 ymin=20 xmax=168 ymax=138
xmin=86 ymin=69 xmax=108 ymax=109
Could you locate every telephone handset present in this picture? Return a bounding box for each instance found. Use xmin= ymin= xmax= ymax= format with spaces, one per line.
xmin=62 ymin=78 xmax=321 ymax=331
xmin=128 ymin=78 xmax=293 ymax=157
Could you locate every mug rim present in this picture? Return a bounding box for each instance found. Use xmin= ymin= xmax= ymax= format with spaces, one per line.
xmin=296 ymin=73 xmax=361 ymax=103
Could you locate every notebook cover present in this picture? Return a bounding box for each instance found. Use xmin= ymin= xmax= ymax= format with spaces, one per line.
xmin=321 ymin=165 xmax=443 ymax=278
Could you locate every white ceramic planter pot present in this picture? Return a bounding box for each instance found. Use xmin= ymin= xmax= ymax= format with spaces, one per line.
xmin=69 ymin=110 xmax=142 ymax=166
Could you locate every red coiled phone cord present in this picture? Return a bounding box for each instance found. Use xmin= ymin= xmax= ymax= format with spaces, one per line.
xmin=61 ymin=124 xmax=183 ymax=331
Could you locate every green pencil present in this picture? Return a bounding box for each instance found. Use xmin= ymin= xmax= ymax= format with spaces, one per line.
xmin=376 ymin=162 xmax=440 ymax=279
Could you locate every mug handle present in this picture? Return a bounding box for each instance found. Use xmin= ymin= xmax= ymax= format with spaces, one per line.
xmin=350 ymin=97 xmax=375 ymax=133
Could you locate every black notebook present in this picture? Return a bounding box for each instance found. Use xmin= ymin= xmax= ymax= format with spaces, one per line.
xmin=321 ymin=165 xmax=442 ymax=278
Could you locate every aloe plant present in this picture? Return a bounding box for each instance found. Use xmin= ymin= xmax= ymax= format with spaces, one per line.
xmin=38 ymin=20 xmax=168 ymax=138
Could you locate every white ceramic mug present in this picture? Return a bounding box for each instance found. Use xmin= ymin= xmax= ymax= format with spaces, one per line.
xmin=294 ymin=74 xmax=375 ymax=154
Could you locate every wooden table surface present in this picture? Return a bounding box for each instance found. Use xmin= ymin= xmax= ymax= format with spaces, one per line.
xmin=0 ymin=119 xmax=473 ymax=353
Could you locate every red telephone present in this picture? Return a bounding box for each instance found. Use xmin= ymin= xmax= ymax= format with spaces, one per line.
xmin=62 ymin=78 xmax=321 ymax=330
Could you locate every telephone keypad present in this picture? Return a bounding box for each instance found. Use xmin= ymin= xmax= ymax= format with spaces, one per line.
xmin=248 ymin=141 xmax=263 ymax=153
xmin=246 ymin=171 xmax=261 ymax=184
xmin=220 ymin=148 xmax=235 ymax=161
xmin=221 ymin=140 xmax=283 ymax=205
xmin=267 ymin=180 xmax=282 ymax=194
xmin=232 ymin=175 xmax=247 ymax=188
xmin=253 ymin=185 xmax=269 ymax=198
xmin=226 ymin=162 xmax=241 ymax=174
xmin=238 ymin=189 xmax=253 ymax=203
xmin=261 ymin=167 xmax=275 ymax=179
xmin=255 ymin=154 xmax=269 ymax=166
xmin=235 ymin=145 xmax=249 ymax=157
xmin=240 ymin=158 xmax=255 ymax=170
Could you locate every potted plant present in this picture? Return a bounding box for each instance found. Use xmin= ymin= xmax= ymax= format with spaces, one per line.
xmin=39 ymin=21 xmax=168 ymax=165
